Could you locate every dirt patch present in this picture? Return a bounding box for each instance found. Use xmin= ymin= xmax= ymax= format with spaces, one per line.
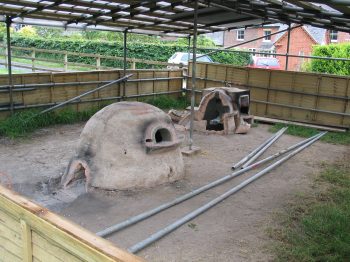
xmin=0 ymin=123 xmax=348 ymax=261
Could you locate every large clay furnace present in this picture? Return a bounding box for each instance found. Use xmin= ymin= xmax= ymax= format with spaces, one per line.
xmin=62 ymin=102 xmax=185 ymax=190
xmin=171 ymin=87 xmax=252 ymax=134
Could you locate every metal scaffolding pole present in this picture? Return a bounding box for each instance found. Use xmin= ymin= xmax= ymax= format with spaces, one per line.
xmin=285 ymin=23 xmax=291 ymax=70
xmin=5 ymin=16 xmax=13 ymax=115
xmin=189 ymin=0 xmax=198 ymax=151
xmin=122 ymin=29 xmax=128 ymax=100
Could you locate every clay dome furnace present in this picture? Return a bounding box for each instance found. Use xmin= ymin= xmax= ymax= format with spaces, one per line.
xmin=62 ymin=102 xmax=185 ymax=190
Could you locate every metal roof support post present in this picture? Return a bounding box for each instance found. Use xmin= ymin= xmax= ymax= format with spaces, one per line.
xmin=189 ymin=0 xmax=198 ymax=151
xmin=5 ymin=16 xmax=13 ymax=115
xmin=122 ymin=29 xmax=128 ymax=100
xmin=285 ymin=23 xmax=291 ymax=71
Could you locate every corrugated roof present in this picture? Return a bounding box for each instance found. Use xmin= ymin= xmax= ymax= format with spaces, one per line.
xmin=0 ymin=1 xmax=349 ymax=36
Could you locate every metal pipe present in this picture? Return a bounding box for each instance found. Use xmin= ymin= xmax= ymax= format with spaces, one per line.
xmin=232 ymin=127 xmax=286 ymax=169
xmin=37 ymin=74 xmax=132 ymax=116
xmin=123 ymin=29 xmax=127 ymax=100
xmin=127 ymin=132 xmax=326 ymax=254
xmin=5 ymin=16 xmax=13 ymax=115
xmin=96 ymin=132 xmax=321 ymax=238
xmin=285 ymin=23 xmax=291 ymax=71
xmin=189 ymin=0 xmax=198 ymax=151
xmin=241 ymin=127 xmax=288 ymax=169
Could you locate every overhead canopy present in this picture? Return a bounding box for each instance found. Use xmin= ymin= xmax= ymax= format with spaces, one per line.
xmin=0 ymin=1 xmax=349 ymax=36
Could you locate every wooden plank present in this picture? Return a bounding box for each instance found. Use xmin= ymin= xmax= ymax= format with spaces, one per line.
xmin=32 ymin=232 xmax=81 ymax=262
xmin=20 ymin=219 xmax=33 ymax=262
xmin=0 ymin=234 xmax=23 ymax=259
xmin=0 ymin=246 xmax=22 ymax=262
xmin=32 ymin=244 xmax=63 ymax=262
xmin=0 ymin=185 xmax=144 ymax=262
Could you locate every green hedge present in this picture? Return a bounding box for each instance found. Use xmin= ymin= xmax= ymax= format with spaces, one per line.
xmin=309 ymin=43 xmax=350 ymax=76
xmin=5 ymin=36 xmax=250 ymax=68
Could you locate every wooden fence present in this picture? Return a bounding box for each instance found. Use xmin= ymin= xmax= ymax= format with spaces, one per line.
xmin=187 ymin=62 xmax=350 ymax=128
xmin=0 ymin=184 xmax=143 ymax=262
xmin=0 ymin=45 xmax=181 ymax=72
xmin=0 ymin=69 xmax=183 ymax=119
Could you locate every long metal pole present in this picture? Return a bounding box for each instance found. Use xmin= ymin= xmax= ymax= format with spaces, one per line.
xmin=127 ymin=132 xmax=326 ymax=254
xmin=232 ymin=127 xmax=286 ymax=169
xmin=189 ymin=0 xmax=198 ymax=151
xmin=122 ymin=29 xmax=127 ymax=100
xmin=96 ymin=132 xmax=322 ymax=238
xmin=241 ymin=127 xmax=288 ymax=169
xmin=5 ymin=17 xmax=13 ymax=115
xmin=37 ymin=74 xmax=132 ymax=116
xmin=285 ymin=23 xmax=291 ymax=71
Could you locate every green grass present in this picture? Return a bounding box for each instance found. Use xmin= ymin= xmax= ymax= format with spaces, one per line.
xmin=141 ymin=95 xmax=189 ymax=110
xmin=270 ymin=159 xmax=350 ymax=262
xmin=269 ymin=123 xmax=350 ymax=145
xmin=0 ymin=107 xmax=100 ymax=138
xmin=0 ymin=96 xmax=189 ymax=138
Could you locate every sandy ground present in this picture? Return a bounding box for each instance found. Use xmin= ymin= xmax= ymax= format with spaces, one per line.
xmin=0 ymin=123 xmax=348 ymax=261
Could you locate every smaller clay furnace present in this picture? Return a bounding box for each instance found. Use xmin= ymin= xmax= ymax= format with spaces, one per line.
xmin=62 ymin=102 xmax=185 ymax=190
xmin=170 ymin=87 xmax=252 ymax=134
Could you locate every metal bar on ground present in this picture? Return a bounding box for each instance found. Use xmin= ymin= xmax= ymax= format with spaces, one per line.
xmin=5 ymin=16 xmax=13 ymax=115
xmin=232 ymin=127 xmax=286 ymax=169
xmin=127 ymin=132 xmax=327 ymax=254
xmin=241 ymin=127 xmax=288 ymax=169
xmin=37 ymin=74 xmax=132 ymax=116
xmin=96 ymin=132 xmax=322 ymax=238
xmin=189 ymin=0 xmax=198 ymax=151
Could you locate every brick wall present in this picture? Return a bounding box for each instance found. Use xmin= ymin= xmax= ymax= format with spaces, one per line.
xmin=275 ymin=27 xmax=316 ymax=71
xmin=223 ymin=27 xmax=280 ymax=48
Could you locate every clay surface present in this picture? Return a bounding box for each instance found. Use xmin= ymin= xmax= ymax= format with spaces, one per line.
xmin=62 ymin=102 xmax=185 ymax=190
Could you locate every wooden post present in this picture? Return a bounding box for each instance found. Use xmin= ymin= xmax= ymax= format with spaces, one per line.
xmin=64 ymin=52 xmax=68 ymax=71
xmin=20 ymin=219 xmax=33 ymax=262
xmin=96 ymin=55 xmax=101 ymax=70
xmin=131 ymin=60 xmax=136 ymax=70
xmin=31 ymin=49 xmax=35 ymax=72
xmin=342 ymin=78 xmax=350 ymax=126
xmin=4 ymin=44 xmax=8 ymax=69
xmin=312 ymin=76 xmax=322 ymax=121
xmin=264 ymin=70 xmax=272 ymax=116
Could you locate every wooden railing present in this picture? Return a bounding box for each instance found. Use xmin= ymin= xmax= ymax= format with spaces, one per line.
xmin=0 ymin=45 xmax=182 ymax=72
xmin=0 ymin=184 xmax=144 ymax=262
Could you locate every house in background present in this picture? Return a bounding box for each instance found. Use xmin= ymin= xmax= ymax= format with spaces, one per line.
xmin=275 ymin=25 xmax=350 ymax=70
xmin=221 ymin=24 xmax=287 ymax=57
xmin=207 ymin=24 xmax=350 ymax=71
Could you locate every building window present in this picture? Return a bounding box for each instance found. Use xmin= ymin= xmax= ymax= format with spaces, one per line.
xmin=263 ymin=30 xmax=271 ymax=41
xmin=237 ymin=29 xmax=245 ymax=41
xmin=330 ymin=30 xmax=338 ymax=42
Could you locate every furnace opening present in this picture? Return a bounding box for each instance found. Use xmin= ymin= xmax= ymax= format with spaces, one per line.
xmin=155 ymin=128 xmax=172 ymax=143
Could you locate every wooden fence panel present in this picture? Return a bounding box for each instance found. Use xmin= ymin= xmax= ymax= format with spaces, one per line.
xmin=0 ymin=69 xmax=183 ymax=119
xmin=0 ymin=185 xmax=144 ymax=262
xmin=187 ymin=62 xmax=350 ymax=128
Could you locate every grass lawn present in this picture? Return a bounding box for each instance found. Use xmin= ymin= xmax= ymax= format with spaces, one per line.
xmin=269 ymin=123 xmax=350 ymax=145
xmin=269 ymin=157 xmax=350 ymax=261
